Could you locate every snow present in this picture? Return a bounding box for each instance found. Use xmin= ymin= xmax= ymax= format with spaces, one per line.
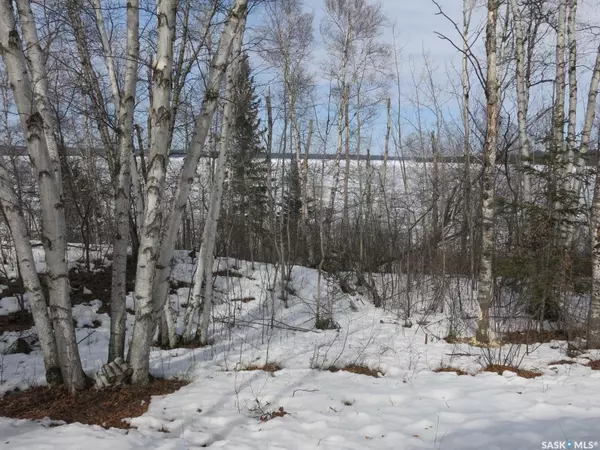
xmin=0 ymin=297 xmax=26 ymax=316
xmin=1 ymin=256 xmax=600 ymax=449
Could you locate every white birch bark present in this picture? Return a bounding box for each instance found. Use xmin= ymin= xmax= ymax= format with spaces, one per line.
xmin=14 ymin=0 xmax=62 ymax=191
xmin=128 ymin=0 xmax=177 ymax=384
xmin=182 ymin=241 xmax=206 ymax=343
xmin=564 ymin=0 xmax=578 ymax=188
xmin=107 ymin=0 xmax=139 ymax=362
xmin=329 ymin=90 xmax=344 ymax=221
xmin=342 ymin=85 xmax=351 ymax=228
xmin=577 ymin=44 xmax=600 ymax=166
xmin=509 ymin=0 xmax=532 ymax=204
xmin=0 ymin=0 xmax=86 ymax=392
xmin=0 ymin=162 xmax=61 ymax=385
xmin=92 ymin=0 xmax=121 ymax=109
xmin=383 ymin=97 xmax=390 ymax=188
xmin=553 ymin=0 xmax=567 ymax=213
xmin=475 ymin=0 xmax=500 ymax=344
xmin=303 ymin=120 xmax=313 ymax=264
xmin=590 ymin=162 xmax=600 ymax=348
xmin=327 ymin=23 xmax=351 ymax=222
xmin=462 ymin=0 xmax=475 ymax=283
xmin=568 ymin=36 xmax=600 ymax=249
xmin=130 ymin=149 xmax=145 ymax=230
xmin=197 ymin=14 xmax=247 ymax=345
xmin=151 ymin=0 xmax=248 ymax=322
xmin=580 ymin=46 xmax=600 ymax=345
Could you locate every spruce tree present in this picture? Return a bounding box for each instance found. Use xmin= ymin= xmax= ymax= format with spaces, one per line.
xmin=225 ymin=53 xmax=269 ymax=260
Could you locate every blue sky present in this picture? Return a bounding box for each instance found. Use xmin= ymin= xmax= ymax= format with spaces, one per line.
xmin=244 ymin=0 xmax=486 ymax=156
xmin=244 ymin=0 xmax=600 ymax=157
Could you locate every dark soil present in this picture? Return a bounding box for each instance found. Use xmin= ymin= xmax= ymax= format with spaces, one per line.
xmin=68 ymin=257 xmax=137 ymax=306
xmin=0 ymin=310 xmax=34 ymax=334
xmin=169 ymin=280 xmax=191 ymax=295
xmin=0 ymin=378 xmax=188 ymax=429
xmin=213 ymin=269 xmax=243 ymax=278
xmin=0 ymin=258 xmax=137 ymax=334
xmin=0 ymin=276 xmax=27 ymax=299
xmin=231 ymin=297 xmax=256 ymax=303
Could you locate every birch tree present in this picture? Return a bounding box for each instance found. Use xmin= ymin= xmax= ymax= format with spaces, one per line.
xmin=0 ymin=162 xmax=61 ymax=385
xmin=462 ymin=0 xmax=476 ymax=282
xmin=128 ymin=0 xmax=249 ymax=382
xmin=509 ymin=0 xmax=532 ymax=205
xmin=321 ymin=0 xmax=388 ymax=237
xmin=149 ymin=0 xmax=249 ymax=340
xmin=582 ymin=45 xmax=600 ymax=348
xmin=106 ymin=0 xmax=140 ymax=362
xmin=185 ymin=12 xmax=247 ymax=345
xmin=126 ymin=0 xmax=178 ymax=383
xmin=0 ymin=0 xmax=87 ymax=392
xmin=475 ymin=0 xmax=500 ymax=344
xmin=256 ymin=0 xmax=314 ymax=266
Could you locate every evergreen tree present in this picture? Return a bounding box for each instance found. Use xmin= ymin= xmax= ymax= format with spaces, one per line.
xmin=224 ymin=53 xmax=269 ymax=261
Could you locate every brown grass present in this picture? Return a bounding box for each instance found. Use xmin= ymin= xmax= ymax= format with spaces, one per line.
xmin=0 ymin=378 xmax=188 ymax=429
xmin=446 ymin=330 xmax=585 ymax=347
xmin=483 ymin=364 xmax=542 ymax=379
xmin=502 ymin=329 xmax=584 ymax=345
xmin=444 ymin=335 xmax=472 ymax=344
xmin=444 ymin=336 xmax=503 ymax=347
xmin=587 ymin=360 xmax=600 ymax=370
xmin=433 ymin=366 xmax=470 ymax=376
xmin=548 ymin=360 xmax=576 ymax=366
xmin=242 ymin=362 xmax=283 ymax=373
xmin=327 ymin=364 xmax=380 ymax=378
xmin=258 ymin=407 xmax=289 ymax=422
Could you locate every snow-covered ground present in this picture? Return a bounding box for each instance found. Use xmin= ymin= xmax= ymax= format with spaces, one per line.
xmin=1 ymin=253 xmax=600 ymax=449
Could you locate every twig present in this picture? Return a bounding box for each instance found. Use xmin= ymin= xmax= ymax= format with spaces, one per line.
xmin=293 ymin=388 xmax=319 ymax=397
xmin=77 ymin=329 xmax=96 ymax=344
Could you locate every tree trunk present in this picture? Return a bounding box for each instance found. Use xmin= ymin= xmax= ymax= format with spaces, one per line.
xmin=198 ymin=14 xmax=247 ymax=345
xmin=564 ymin=0 xmax=578 ymax=191
xmin=590 ymin=157 xmax=600 ymax=347
xmin=475 ymin=0 xmax=500 ymax=344
xmin=108 ymin=0 xmax=139 ymax=363
xmin=563 ymin=0 xmax=578 ymax=246
xmin=182 ymin=241 xmax=206 ymax=343
xmin=1 ymin=0 xmax=87 ymax=392
xmin=0 ymin=164 xmax=61 ymax=385
xmin=383 ymin=97 xmax=391 ymax=187
xmin=462 ymin=0 xmax=475 ymax=285
xmin=15 ymin=0 xmax=63 ymax=191
xmin=128 ymin=0 xmax=178 ymax=384
xmin=151 ymin=0 xmax=249 ymax=327
xmin=572 ymin=44 xmax=600 ymax=229
xmin=342 ymin=85 xmax=351 ymax=229
xmin=552 ymin=0 xmax=567 ymax=214
xmin=509 ymin=0 xmax=532 ymax=205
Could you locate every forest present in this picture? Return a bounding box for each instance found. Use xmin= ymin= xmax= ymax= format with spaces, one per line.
xmin=0 ymin=0 xmax=599 ymax=448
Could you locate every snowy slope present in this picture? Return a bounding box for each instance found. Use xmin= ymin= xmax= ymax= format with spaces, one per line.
xmin=1 ymin=256 xmax=600 ymax=449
